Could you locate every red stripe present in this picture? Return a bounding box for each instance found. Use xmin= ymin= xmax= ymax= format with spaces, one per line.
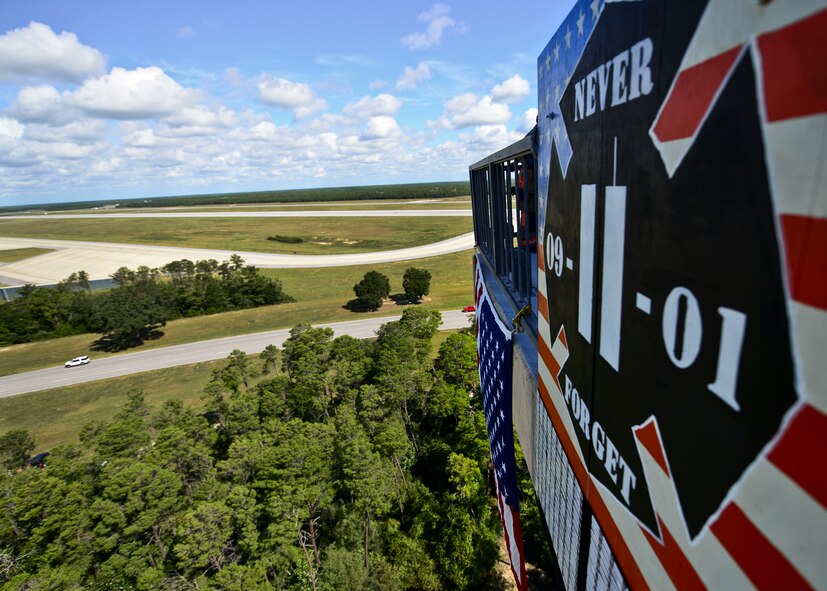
xmin=641 ymin=516 xmax=706 ymax=591
xmin=633 ymin=418 xmax=670 ymax=477
xmin=712 ymin=504 xmax=813 ymax=590
xmin=537 ymin=374 xmax=650 ymax=591
xmin=780 ymin=214 xmax=827 ymax=311
xmin=767 ymin=404 xmax=827 ymax=509
xmin=653 ymin=46 xmax=742 ymax=142
xmin=758 ymin=8 xmax=827 ymax=122
xmin=538 ymin=290 xmax=549 ymax=323
xmin=539 ymin=335 xmax=562 ymax=391
xmin=537 ymin=240 xmax=545 ymax=272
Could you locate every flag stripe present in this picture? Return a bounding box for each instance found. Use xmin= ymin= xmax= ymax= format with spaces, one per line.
xmin=640 ymin=516 xmax=706 ymax=591
xmin=711 ymin=503 xmax=814 ymax=590
xmin=780 ymin=214 xmax=827 ymax=312
xmin=758 ymin=8 xmax=827 ymax=123
xmin=653 ymin=46 xmax=742 ymax=142
xmin=767 ymin=404 xmax=827 ymax=510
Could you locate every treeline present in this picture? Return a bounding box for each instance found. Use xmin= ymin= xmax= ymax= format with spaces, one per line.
xmin=0 ymin=256 xmax=292 ymax=349
xmin=0 ymin=182 xmax=470 ymax=214
xmin=0 ymin=310 xmax=552 ymax=590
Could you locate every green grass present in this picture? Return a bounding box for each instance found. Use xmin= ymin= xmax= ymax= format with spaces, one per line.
xmin=0 ymin=250 xmax=475 ymax=377
xmin=0 ymin=329 xmax=464 ymax=451
xmin=0 ymin=216 xmax=471 ymax=254
xmin=0 ymin=247 xmax=53 ymax=263
xmin=0 ymin=362 xmax=223 ymax=451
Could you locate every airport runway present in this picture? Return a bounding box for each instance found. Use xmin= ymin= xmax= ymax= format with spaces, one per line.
xmin=0 ymin=209 xmax=471 ymax=219
xmin=0 ymin=310 xmax=474 ymax=398
xmin=0 ymin=232 xmax=475 ymax=285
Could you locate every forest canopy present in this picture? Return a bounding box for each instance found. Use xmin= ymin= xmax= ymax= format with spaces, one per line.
xmin=0 ymin=310 xmax=551 ymax=590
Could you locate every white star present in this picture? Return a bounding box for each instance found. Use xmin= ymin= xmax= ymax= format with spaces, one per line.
xmin=591 ymin=0 xmax=600 ymax=20
xmin=554 ymin=43 xmax=560 ymax=62
xmin=577 ymin=10 xmax=585 ymax=36
xmin=545 ymin=89 xmax=551 ymax=111
xmin=555 ymin=83 xmax=561 ymax=102
xmin=565 ymin=27 xmax=572 ymax=49
xmin=545 ymin=53 xmax=551 ymax=71
xmin=500 ymin=409 xmax=505 ymax=421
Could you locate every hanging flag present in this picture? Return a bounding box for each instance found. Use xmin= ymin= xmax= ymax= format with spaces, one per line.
xmin=475 ymin=255 xmax=528 ymax=591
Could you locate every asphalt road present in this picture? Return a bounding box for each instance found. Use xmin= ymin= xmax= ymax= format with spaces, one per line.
xmin=0 ymin=310 xmax=474 ymax=398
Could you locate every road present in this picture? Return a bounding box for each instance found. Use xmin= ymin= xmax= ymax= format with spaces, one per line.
xmin=0 ymin=310 xmax=474 ymax=398
xmin=0 ymin=209 xmax=471 ymax=219
xmin=0 ymin=232 xmax=475 ymax=285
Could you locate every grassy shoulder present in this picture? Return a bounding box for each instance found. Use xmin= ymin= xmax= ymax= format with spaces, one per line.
xmin=0 ymin=247 xmax=53 ymax=263
xmin=0 ymin=215 xmax=472 ymax=255
xmin=0 ymin=361 xmax=223 ymax=451
xmin=0 ymin=249 xmax=474 ymax=376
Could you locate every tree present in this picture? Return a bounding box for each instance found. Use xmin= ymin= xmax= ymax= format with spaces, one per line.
xmin=402 ymin=267 xmax=431 ymax=302
xmin=0 ymin=430 xmax=35 ymax=470
xmin=260 ymin=344 xmax=279 ymax=374
xmin=353 ymin=271 xmax=390 ymax=311
xmin=93 ymin=284 xmax=169 ymax=349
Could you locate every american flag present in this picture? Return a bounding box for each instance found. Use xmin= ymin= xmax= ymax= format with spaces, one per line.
xmin=475 ymin=256 xmax=527 ymax=591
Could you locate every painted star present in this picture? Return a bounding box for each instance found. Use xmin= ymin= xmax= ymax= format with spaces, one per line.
xmin=554 ymin=42 xmax=560 ymax=61
xmin=545 ymin=53 xmax=551 ymax=71
xmin=577 ymin=9 xmax=585 ymax=35
xmin=591 ymin=0 xmax=601 ymax=20
xmin=555 ymin=83 xmax=561 ymax=101
xmin=565 ymin=27 xmax=572 ymax=49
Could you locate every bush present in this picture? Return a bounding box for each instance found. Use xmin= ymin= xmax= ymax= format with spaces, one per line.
xmin=267 ymin=235 xmax=303 ymax=244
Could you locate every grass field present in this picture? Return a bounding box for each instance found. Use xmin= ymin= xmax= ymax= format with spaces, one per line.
xmin=0 ymin=249 xmax=475 ymax=377
xmin=0 ymin=328 xmax=465 ymax=452
xmin=0 ymin=216 xmax=472 ymax=255
xmin=0 ymin=247 xmax=53 ymax=263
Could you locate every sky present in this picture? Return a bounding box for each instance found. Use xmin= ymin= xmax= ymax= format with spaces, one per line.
xmin=0 ymin=0 xmax=576 ymax=206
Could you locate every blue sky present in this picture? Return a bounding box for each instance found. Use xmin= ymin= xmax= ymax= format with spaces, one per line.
xmin=0 ymin=1 xmax=575 ymax=206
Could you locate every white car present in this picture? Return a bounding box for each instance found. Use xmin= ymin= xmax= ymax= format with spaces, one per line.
xmin=64 ymin=356 xmax=91 ymax=368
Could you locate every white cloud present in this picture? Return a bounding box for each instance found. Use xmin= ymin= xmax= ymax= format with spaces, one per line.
xmin=163 ymin=105 xmax=237 ymax=129
xmin=517 ymin=108 xmax=538 ymax=133
xmin=343 ymin=94 xmax=402 ymax=118
xmin=401 ymin=4 xmax=466 ymax=50
xmin=369 ymin=79 xmax=388 ymax=91
xmin=0 ymin=22 xmax=106 ymax=83
xmin=491 ymin=74 xmax=531 ymax=103
xmin=395 ymin=62 xmax=431 ymax=92
xmin=67 ymin=66 xmax=202 ymax=120
xmin=0 ymin=117 xmax=24 ymax=139
xmin=23 ymin=119 xmax=110 ymax=143
xmin=257 ymin=77 xmax=316 ymax=109
xmin=294 ymin=99 xmax=329 ymax=121
xmin=177 ymin=26 xmax=195 ymax=38
xmin=10 ymin=85 xmax=70 ymax=124
xmin=431 ymin=93 xmax=512 ymax=130
xmin=361 ymin=116 xmax=402 ymax=140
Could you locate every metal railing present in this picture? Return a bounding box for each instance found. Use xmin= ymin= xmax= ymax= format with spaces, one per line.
xmin=469 ymin=128 xmax=538 ymax=312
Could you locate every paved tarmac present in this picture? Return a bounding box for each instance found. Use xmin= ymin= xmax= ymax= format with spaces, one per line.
xmin=0 ymin=209 xmax=470 ymax=219
xmin=0 ymin=310 xmax=474 ymax=398
xmin=0 ymin=232 xmax=475 ymax=285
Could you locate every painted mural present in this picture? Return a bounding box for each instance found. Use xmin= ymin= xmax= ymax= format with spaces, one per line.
xmin=534 ymin=0 xmax=826 ymax=588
